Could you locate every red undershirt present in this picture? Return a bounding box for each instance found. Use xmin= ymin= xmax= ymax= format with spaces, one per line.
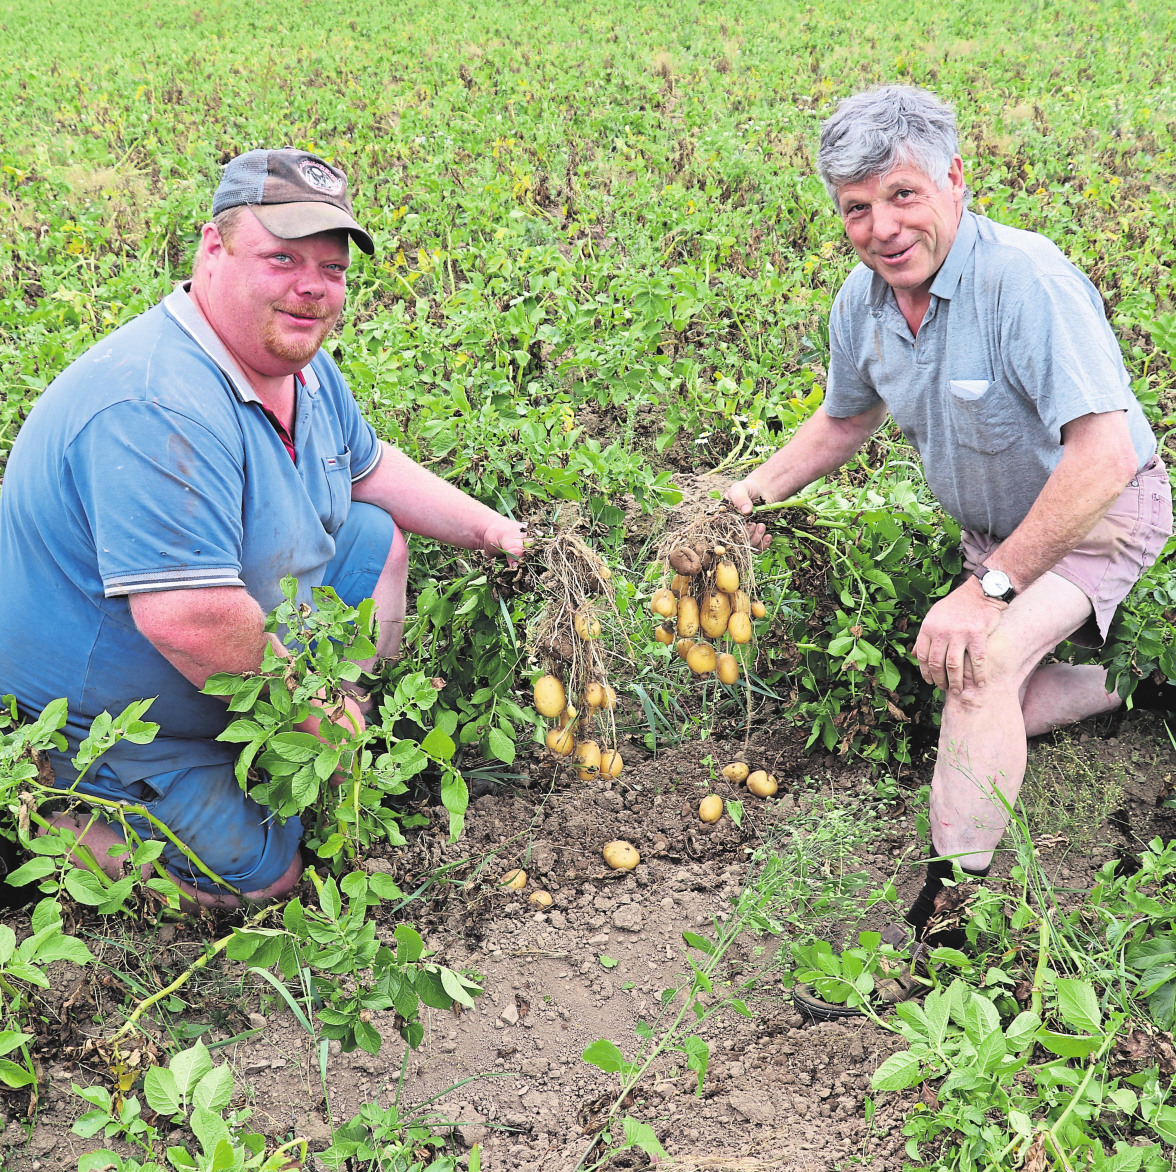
xmin=260 ymin=370 xmax=304 ymax=464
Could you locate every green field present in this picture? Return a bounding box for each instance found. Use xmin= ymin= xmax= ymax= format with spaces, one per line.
xmin=5 ymin=0 xmax=1176 ymax=1168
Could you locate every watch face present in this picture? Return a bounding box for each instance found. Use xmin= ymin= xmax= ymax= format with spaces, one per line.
xmin=981 ymin=569 xmax=1012 ymax=599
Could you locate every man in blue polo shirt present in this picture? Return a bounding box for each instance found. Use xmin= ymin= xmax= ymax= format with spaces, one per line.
xmin=727 ymin=87 xmax=1171 ymax=997
xmin=0 ymin=149 xmax=526 ymax=907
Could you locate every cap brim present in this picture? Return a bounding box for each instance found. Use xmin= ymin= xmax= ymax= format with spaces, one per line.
xmin=250 ymin=201 xmax=375 ymax=256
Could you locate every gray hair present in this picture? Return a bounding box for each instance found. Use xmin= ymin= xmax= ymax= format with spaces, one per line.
xmin=817 ymin=85 xmax=965 ymax=206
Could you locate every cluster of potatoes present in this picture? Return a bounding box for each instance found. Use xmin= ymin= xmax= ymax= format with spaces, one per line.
xmin=499 ymin=867 xmax=554 ymax=907
xmin=698 ymin=762 xmax=779 ymax=823
xmin=533 ymin=673 xmax=624 ymax=779
xmin=651 ymin=544 xmax=767 ymax=683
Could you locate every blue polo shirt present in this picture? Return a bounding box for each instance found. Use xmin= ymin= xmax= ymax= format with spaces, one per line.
xmin=0 ymin=286 xmax=381 ymax=784
xmin=826 ymin=209 xmax=1156 ymax=538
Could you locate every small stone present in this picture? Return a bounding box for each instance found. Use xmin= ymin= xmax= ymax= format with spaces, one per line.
xmin=501 ymin=1002 xmax=520 ymax=1026
xmin=588 ymin=932 xmax=610 ymax=945
xmin=247 ymin=1013 xmax=267 ymax=1031
xmin=269 ymin=1058 xmax=286 ymax=1069
xmin=728 ymin=1091 xmax=776 ymax=1125
xmin=612 ymin=904 xmax=643 ymax=932
xmin=549 ymin=911 xmax=567 ymax=929
xmin=328 ymin=1040 xmax=342 ymax=1057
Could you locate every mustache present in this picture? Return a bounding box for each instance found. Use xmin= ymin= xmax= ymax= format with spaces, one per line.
xmin=274 ymin=301 xmax=334 ymax=320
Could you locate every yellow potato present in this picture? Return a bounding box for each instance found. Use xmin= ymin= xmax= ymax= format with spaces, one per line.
xmin=730 ymin=590 xmax=751 ymax=615
xmin=575 ymin=740 xmax=601 ymax=779
xmin=602 ymin=840 xmax=639 ymax=870
xmin=727 ymin=612 xmax=752 ymax=644
xmin=651 ymin=588 xmax=677 ymax=618
xmin=546 ymin=725 xmax=575 ymax=756
xmin=501 ymin=868 xmax=527 ymax=889
xmin=686 ymin=642 xmax=717 ymax=675
xmin=583 ymin=681 xmax=606 ymax=708
xmin=529 ymin=890 xmax=553 ymax=908
xmin=751 ymin=599 xmax=767 ymax=619
xmin=699 ymin=794 xmax=723 ymax=823
xmin=717 ymin=653 xmax=740 ymax=685
xmin=677 ymin=596 xmax=700 ymax=638
xmin=722 ymin=762 xmax=750 ymax=783
xmin=654 ymin=624 xmax=675 ymax=645
xmin=574 ymin=609 xmax=602 ymax=640
xmin=599 ymin=748 xmax=624 ymax=777
xmin=676 ymin=638 xmax=694 ymax=661
xmin=533 ymin=674 xmax=566 ymax=719
xmin=602 ymin=685 xmax=618 ymax=710
xmin=558 ymin=704 xmax=578 ymax=727
xmin=747 ymin=770 xmax=778 ymax=797
xmin=715 ymin=559 xmax=740 ymax=593
xmin=670 ymin=574 xmax=693 ymax=597
xmin=700 ymin=591 xmax=731 ymax=639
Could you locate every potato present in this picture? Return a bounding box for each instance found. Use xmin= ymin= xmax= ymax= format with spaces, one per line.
xmin=654 ymin=624 xmax=675 ymax=645
xmin=530 ymin=890 xmax=553 ymax=908
xmin=747 ymin=770 xmax=778 ymax=797
xmin=675 ymin=638 xmax=694 ymax=660
xmin=651 ymin=588 xmax=677 ymax=618
xmin=602 ymin=684 xmax=618 ymax=710
xmin=677 ymin=596 xmax=700 ymax=638
xmin=751 ymin=599 xmax=767 ymax=619
xmin=730 ymin=590 xmax=751 ymax=615
xmin=533 ymin=674 xmax=566 ymax=719
xmin=686 ymin=641 xmax=717 ymax=675
xmin=583 ymin=680 xmax=606 ymax=708
xmin=599 ymin=748 xmax=623 ymax=777
xmin=670 ymin=573 xmax=693 ymax=597
xmin=715 ymin=559 xmax=740 ymax=593
xmin=575 ymin=740 xmax=601 ymax=779
xmin=546 ymin=725 xmax=575 ymax=756
xmin=722 ymin=761 xmax=749 ymax=783
xmin=558 ymin=704 xmax=578 ymax=727
xmin=713 ymin=544 xmax=727 ymax=557
xmin=668 ymin=547 xmax=702 ymax=576
xmin=574 ymin=608 xmax=601 ymax=640
xmin=699 ymin=794 xmax=723 ymax=823
xmin=501 ymin=868 xmax=527 ymax=889
xmin=700 ymin=590 xmax=731 ymax=639
xmin=717 ymin=653 xmax=740 ymax=685
xmin=602 ymin=839 xmax=639 ymax=870
xmin=727 ymin=612 xmax=752 ymax=644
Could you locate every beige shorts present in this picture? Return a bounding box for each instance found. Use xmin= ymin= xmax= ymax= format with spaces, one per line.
xmin=960 ymin=454 xmax=1173 ymax=648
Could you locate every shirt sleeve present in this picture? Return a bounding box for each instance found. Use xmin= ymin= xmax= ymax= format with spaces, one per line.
xmin=66 ymin=401 xmax=247 ymax=597
xmin=824 ymin=284 xmax=885 ymax=419
xmin=1001 ymin=272 xmax=1133 ymax=433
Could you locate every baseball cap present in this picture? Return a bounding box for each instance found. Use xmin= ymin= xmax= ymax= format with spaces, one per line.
xmin=212 ymin=148 xmax=374 ymax=255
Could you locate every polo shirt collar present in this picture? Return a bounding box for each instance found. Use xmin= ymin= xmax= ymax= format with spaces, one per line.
xmin=162 ymin=282 xmax=321 ymax=403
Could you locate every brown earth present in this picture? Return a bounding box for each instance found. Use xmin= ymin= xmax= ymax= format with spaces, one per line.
xmin=2 ymin=710 xmax=1175 ymax=1172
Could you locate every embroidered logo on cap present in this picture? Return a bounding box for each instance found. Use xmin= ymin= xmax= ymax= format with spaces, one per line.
xmin=299 ymin=159 xmax=344 ymax=195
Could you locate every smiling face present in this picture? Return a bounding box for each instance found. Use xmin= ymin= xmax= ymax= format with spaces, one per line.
xmin=836 ymin=156 xmax=965 ymax=305
xmin=194 ymin=210 xmax=350 ymax=382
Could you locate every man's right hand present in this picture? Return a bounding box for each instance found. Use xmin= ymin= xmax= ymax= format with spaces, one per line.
xmin=724 ymin=476 xmax=772 ymax=551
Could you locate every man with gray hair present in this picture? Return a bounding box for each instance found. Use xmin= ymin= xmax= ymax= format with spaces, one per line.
xmin=727 ymin=86 xmax=1171 ymax=1004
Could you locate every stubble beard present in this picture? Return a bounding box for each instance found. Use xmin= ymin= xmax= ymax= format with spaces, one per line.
xmin=263 ymin=301 xmax=339 ymax=366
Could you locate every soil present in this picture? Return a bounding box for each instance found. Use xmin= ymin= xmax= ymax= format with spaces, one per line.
xmin=3 ymin=709 xmax=1176 ymax=1172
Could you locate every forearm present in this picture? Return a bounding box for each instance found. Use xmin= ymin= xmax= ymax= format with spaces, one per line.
xmin=353 ymin=442 xmax=504 ymax=551
xmin=746 ymin=404 xmax=887 ymax=502
xmin=129 ymin=587 xmax=269 ymax=689
xmin=985 ymin=414 xmax=1137 ymax=592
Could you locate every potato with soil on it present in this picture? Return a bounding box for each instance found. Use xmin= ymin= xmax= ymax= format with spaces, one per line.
xmin=533 ymin=674 xmax=566 ymax=718
xmin=602 ymin=840 xmax=640 ymax=870
xmin=546 ymin=725 xmax=575 ymax=756
xmin=715 ymin=559 xmax=740 ymax=593
xmin=699 ymin=794 xmax=723 ymax=823
xmin=676 ymin=595 xmax=700 ymax=637
xmin=583 ymin=680 xmax=606 ymax=708
xmin=575 ymin=739 xmax=601 ymax=779
xmin=669 ymin=546 xmax=702 ymax=576
xmin=686 ymin=641 xmax=717 ymax=675
xmin=599 ymin=748 xmax=623 ymax=777
xmin=700 ymin=590 xmax=731 ymax=639
xmin=501 ymin=868 xmax=527 ymax=889
xmin=722 ymin=761 xmax=749 ymax=783
xmin=601 ymin=684 xmax=618 ymax=710
xmin=675 ymin=637 xmax=694 ymax=661
xmin=670 ymin=573 xmax=693 ymax=597
xmin=651 ymin=588 xmax=677 ymax=618
xmin=654 ymin=624 xmax=675 ymax=645
xmin=574 ymin=608 xmax=601 ymax=640
xmin=530 ymin=890 xmax=553 ymax=907
xmin=747 ymin=770 xmax=778 ymax=797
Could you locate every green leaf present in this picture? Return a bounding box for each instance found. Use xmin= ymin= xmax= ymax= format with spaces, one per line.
xmin=0 ymin=1058 xmax=35 ymax=1088
xmin=678 ymin=1035 xmax=709 ymax=1093
xmin=192 ymin=1064 xmax=234 ymax=1113
xmin=871 ymin=1050 xmax=924 ymax=1091
xmin=486 ymin=726 xmax=515 ymax=764
xmin=440 ymin=966 xmax=478 ymax=1009
xmin=4 ymin=855 xmax=56 ymax=887
xmin=1056 ymin=977 xmax=1102 ymax=1033
xmin=682 ymin=931 xmax=715 ymax=955
xmin=170 ymin=1042 xmax=213 ymax=1100
xmin=621 ymin=1116 xmax=667 ymax=1158
xmin=63 ymin=867 xmax=108 ymax=906
xmin=598 ymin=954 xmax=619 ymax=969
xmin=144 ymin=1067 xmax=180 ymax=1116
xmin=1038 ymin=1030 xmax=1105 ymax=1059
xmin=319 ymin=878 xmax=342 ymax=920
xmin=421 ymin=726 xmax=456 ymax=761
xmin=394 ymin=924 xmax=425 ymax=965
xmin=582 ymin=1039 xmax=627 ymax=1074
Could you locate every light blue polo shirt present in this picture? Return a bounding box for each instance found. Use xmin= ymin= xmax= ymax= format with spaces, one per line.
xmin=0 ymin=286 xmax=381 ymax=783
xmin=826 ymin=209 xmax=1156 ymax=538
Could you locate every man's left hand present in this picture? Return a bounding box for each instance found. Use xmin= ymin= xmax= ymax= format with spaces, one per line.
xmin=914 ymin=578 xmax=1008 ymax=694
xmin=481 ymin=517 xmax=529 ymax=563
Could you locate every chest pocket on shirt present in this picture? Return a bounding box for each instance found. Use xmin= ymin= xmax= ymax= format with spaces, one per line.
xmin=320 ymin=449 xmax=352 ymax=534
xmin=947 ymin=379 xmax=1018 ymax=455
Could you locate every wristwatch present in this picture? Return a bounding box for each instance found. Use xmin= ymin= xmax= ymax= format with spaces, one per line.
xmin=974 ymin=565 xmax=1015 ymax=603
